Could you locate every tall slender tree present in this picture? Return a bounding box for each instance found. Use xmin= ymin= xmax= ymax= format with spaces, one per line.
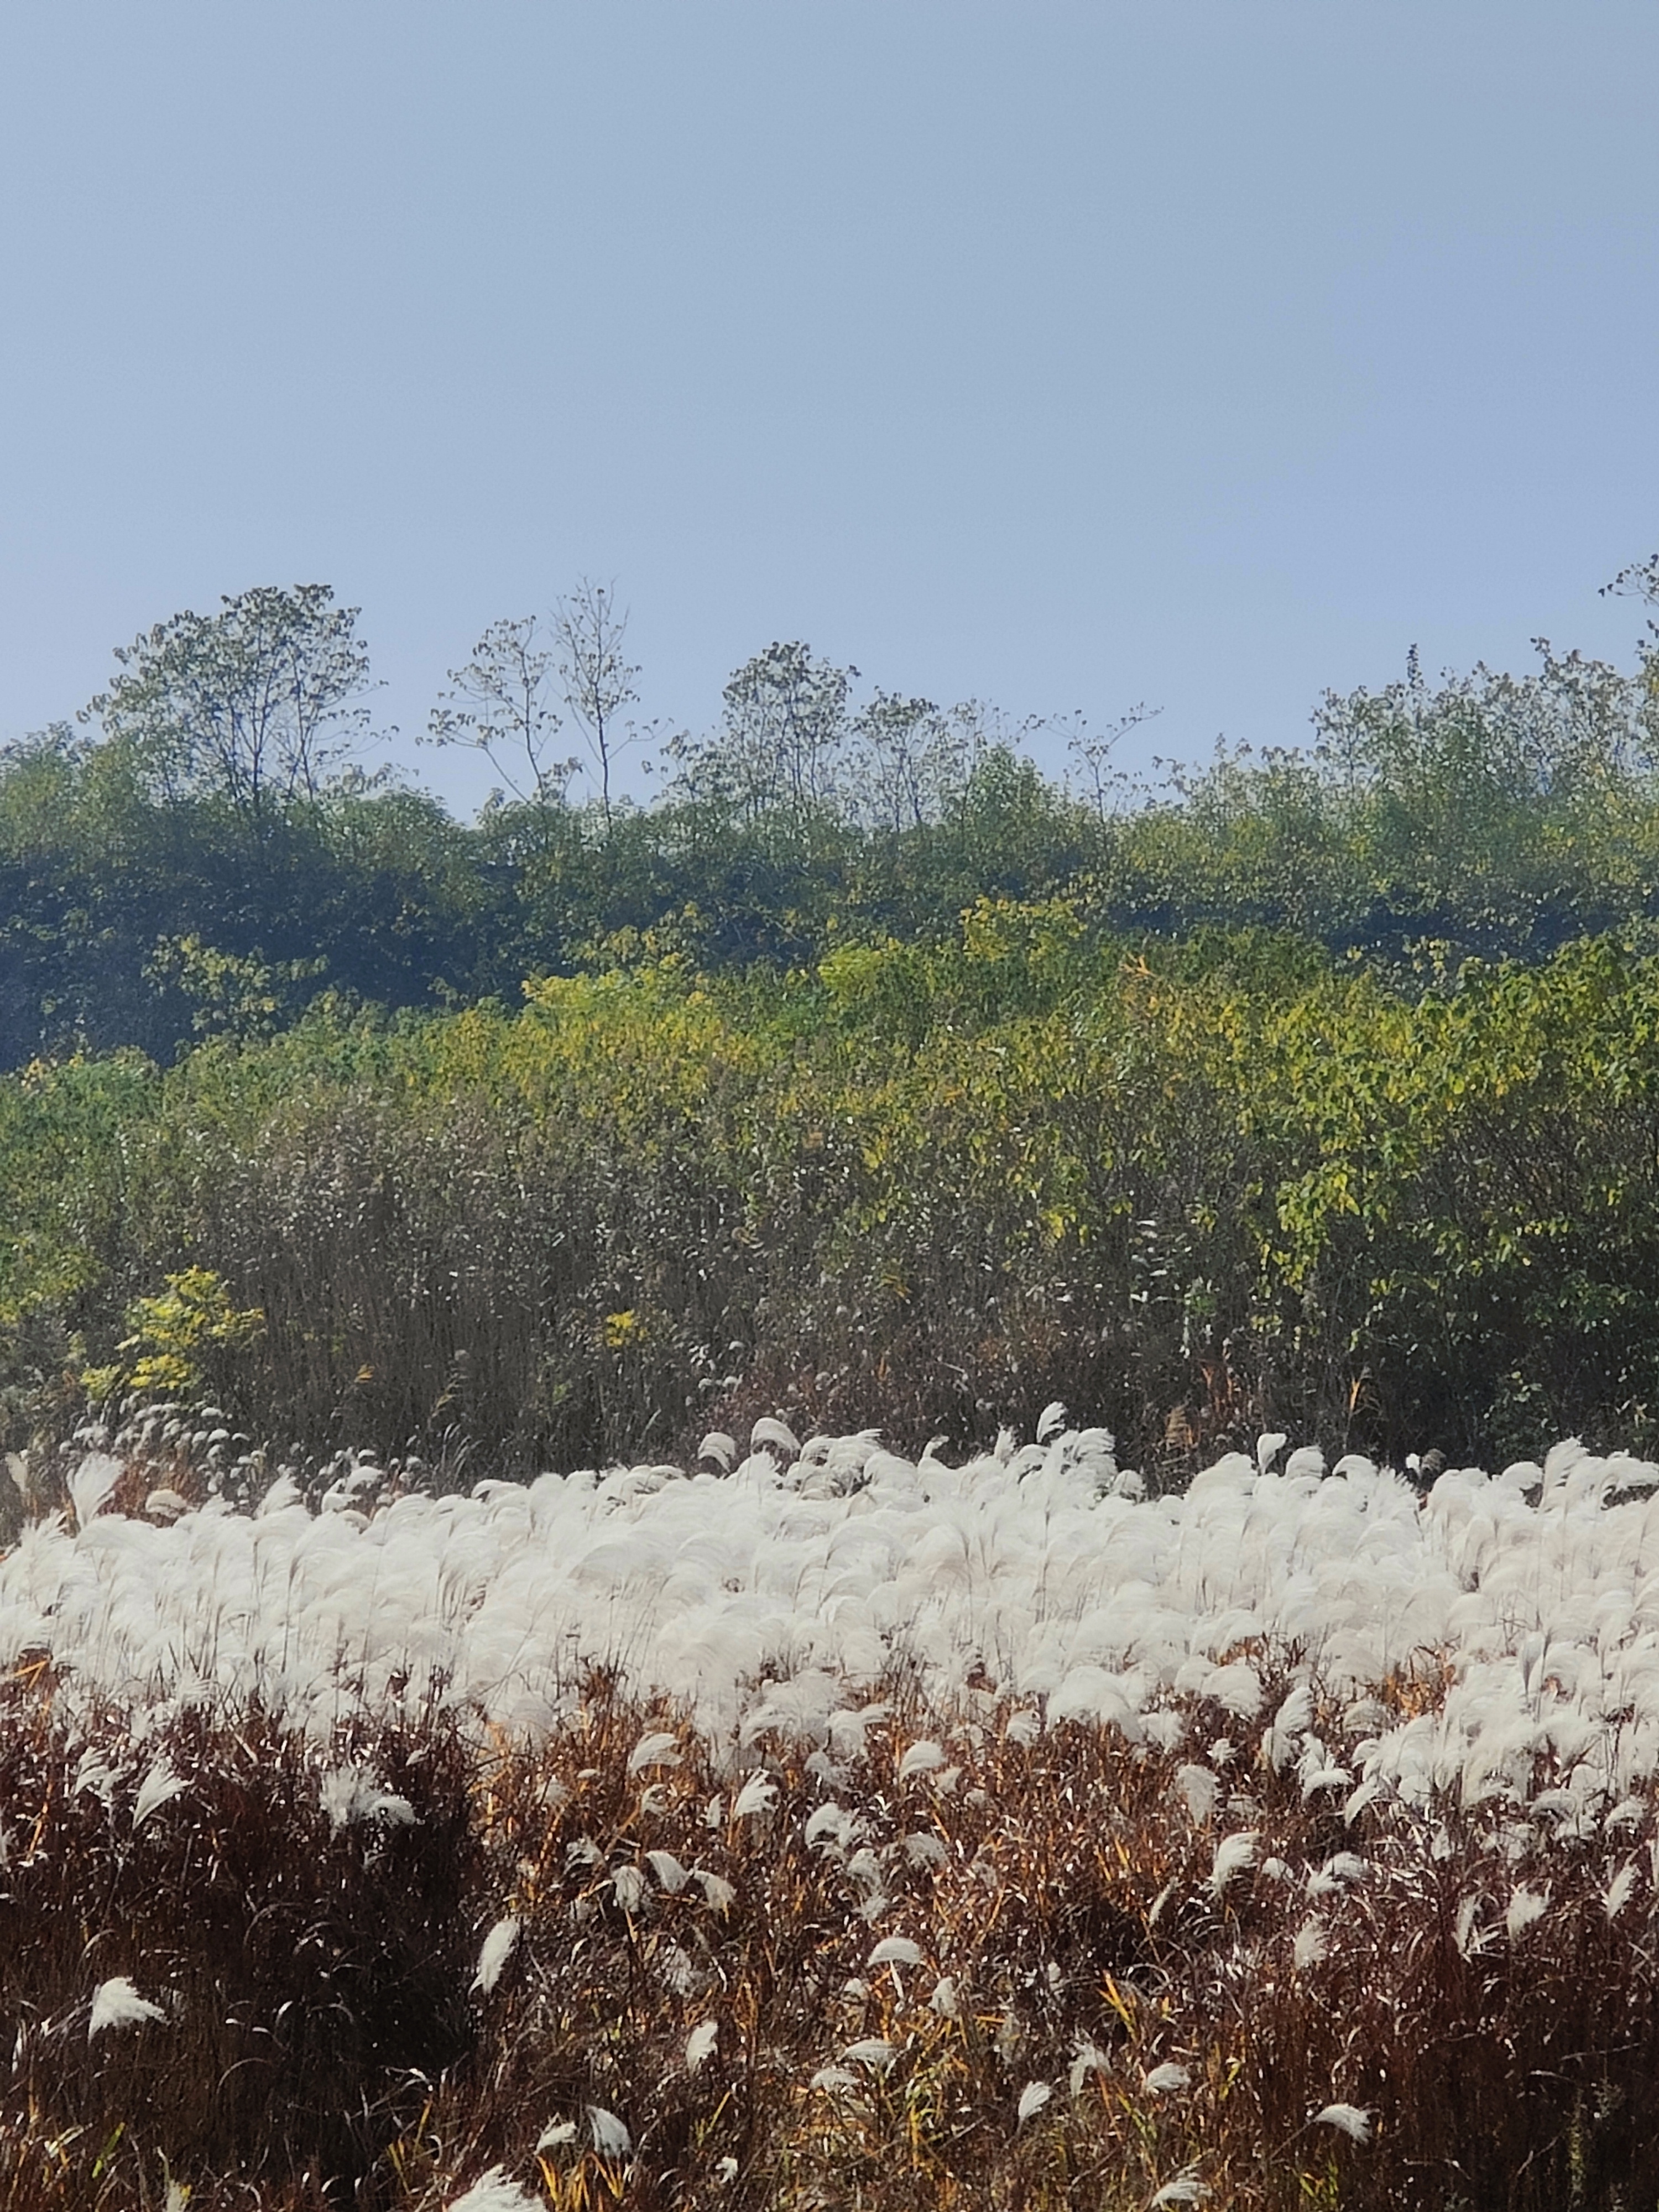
xmin=426 ymin=615 xmax=576 ymax=816
xmin=551 ymin=580 xmax=642 ymax=830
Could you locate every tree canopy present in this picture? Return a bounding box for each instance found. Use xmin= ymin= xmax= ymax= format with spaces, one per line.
xmin=3 ymin=567 xmax=1659 ymax=1072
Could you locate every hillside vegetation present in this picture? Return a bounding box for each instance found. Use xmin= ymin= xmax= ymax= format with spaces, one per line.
xmin=8 ymin=922 xmax=1659 ymax=1483
xmin=5 ymin=564 xmax=1659 ymax=1478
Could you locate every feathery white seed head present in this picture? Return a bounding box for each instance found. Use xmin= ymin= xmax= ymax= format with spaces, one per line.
xmin=88 ymin=1976 xmax=166 ymax=2039
xmin=1604 ymin=1861 xmax=1639 ymax=1921
xmin=1144 ymin=2062 xmax=1190 ymax=2095
xmin=133 ymin=1761 xmax=185 ymax=1829
xmin=1506 ymin=1886 xmax=1549 ymax=1940
xmin=586 ymin=2106 xmax=632 ymax=2159
xmin=1068 ymin=2040 xmax=1110 ymax=2095
xmin=731 ymin=1771 xmax=778 ymax=1820
xmin=611 ymin=1864 xmax=650 ymax=1913
xmin=446 ymin=2169 xmax=541 ymax=2212
xmin=1313 ymin=2102 xmax=1374 ymax=2143
xmin=646 ymin=1848 xmax=690 ymax=1893
xmin=1292 ymin=1919 xmax=1329 ymax=1971
xmin=1175 ymin=1763 xmax=1220 ymax=1825
xmin=320 ymin=1766 xmax=416 ymax=1834
xmin=1208 ymin=1829 xmax=1259 ymax=1898
xmin=627 ymin=1731 xmax=681 ymax=1775
xmin=471 ymin=1916 xmax=520 ymax=1996
xmin=868 ymin=1935 xmax=924 ymax=1969
xmin=843 ymin=2037 xmax=897 ymax=2070
xmin=1016 ymin=2080 xmax=1053 ymax=2124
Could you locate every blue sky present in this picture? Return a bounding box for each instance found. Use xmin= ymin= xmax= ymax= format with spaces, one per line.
xmin=2 ymin=2 xmax=1656 ymax=815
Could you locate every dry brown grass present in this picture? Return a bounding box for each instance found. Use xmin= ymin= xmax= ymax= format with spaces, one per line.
xmin=3 ymin=1651 xmax=1658 ymax=2209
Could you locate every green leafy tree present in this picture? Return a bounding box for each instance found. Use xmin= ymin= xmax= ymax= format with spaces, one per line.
xmin=846 ymin=692 xmax=985 ymax=832
xmin=87 ymin=585 xmax=383 ymax=838
xmin=669 ymin=642 xmax=855 ymax=823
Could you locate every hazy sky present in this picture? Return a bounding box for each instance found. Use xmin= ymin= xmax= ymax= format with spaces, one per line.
xmin=3 ymin=3 xmax=1656 ymax=815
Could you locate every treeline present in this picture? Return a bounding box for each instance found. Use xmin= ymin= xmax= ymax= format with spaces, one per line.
xmin=4 ymin=570 xmax=1659 ymax=1070
xmin=6 ymin=565 xmax=1659 ymax=1479
xmin=8 ymin=922 xmax=1659 ymax=1480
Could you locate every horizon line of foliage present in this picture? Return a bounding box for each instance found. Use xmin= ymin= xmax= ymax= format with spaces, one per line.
xmin=7 ymin=916 xmax=1659 ymax=1480
xmin=3 ymin=561 xmax=1659 ymax=1068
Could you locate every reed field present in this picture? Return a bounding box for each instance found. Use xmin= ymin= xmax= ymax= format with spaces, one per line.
xmin=5 ymin=1411 xmax=1659 ymax=2208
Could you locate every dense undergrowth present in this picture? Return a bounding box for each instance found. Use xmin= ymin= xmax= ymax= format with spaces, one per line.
xmin=7 ymin=922 xmax=1659 ymax=1478
xmin=7 ymin=573 xmax=1659 ymax=1474
xmin=11 ymin=1660 xmax=1659 ymax=2212
xmin=6 ymin=1420 xmax=1659 ymax=2208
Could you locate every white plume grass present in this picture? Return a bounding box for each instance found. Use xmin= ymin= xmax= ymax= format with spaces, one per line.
xmin=14 ymin=1427 xmax=1659 ymax=1819
xmin=1604 ymin=1861 xmax=1639 ymax=1921
xmin=1144 ymin=2062 xmax=1190 ymax=2094
xmin=320 ymin=1767 xmax=416 ymax=1834
xmin=471 ymin=1916 xmax=519 ymax=1996
xmin=731 ymin=1771 xmax=778 ymax=1819
xmin=646 ymin=1848 xmax=691 ymax=1893
xmin=628 ymin=1731 xmax=681 ymax=1773
xmin=1068 ymin=2040 xmax=1109 ymax=2095
xmin=843 ymin=2037 xmax=897 ymax=2070
xmin=1016 ymin=2080 xmax=1052 ymax=2124
xmin=446 ymin=2170 xmax=542 ymax=2212
xmin=1312 ymin=2102 xmax=1374 ymax=2143
xmin=1175 ymin=1763 xmax=1220 ymax=1825
xmin=868 ymin=1936 xmax=924 ymax=1969
xmin=1292 ymin=1919 xmax=1328 ymax=1970
xmin=69 ymin=1452 xmax=122 ymax=1531
xmin=88 ymin=1976 xmax=166 ymax=2039
xmin=18 ymin=1417 xmax=1659 ymax=2197
xmin=1506 ymin=1886 xmax=1550 ymax=1940
xmin=132 ymin=1761 xmax=185 ymax=1829
xmin=1037 ymin=1401 xmax=1068 ymax=1444
xmin=611 ymin=1864 xmax=650 ymax=1913
xmin=1208 ymin=1830 xmax=1259 ymax=1898
xmin=586 ymin=2106 xmax=633 ymax=2159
